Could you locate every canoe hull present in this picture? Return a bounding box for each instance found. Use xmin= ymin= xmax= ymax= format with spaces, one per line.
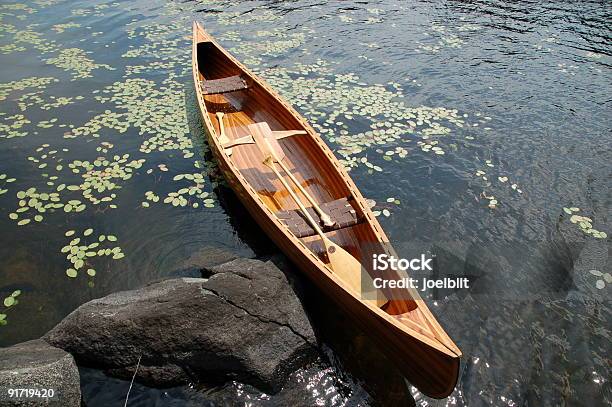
xmin=192 ymin=21 xmax=460 ymax=399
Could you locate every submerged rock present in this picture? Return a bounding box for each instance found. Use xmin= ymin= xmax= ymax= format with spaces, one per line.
xmin=44 ymin=257 xmax=317 ymax=392
xmin=79 ymin=359 xmax=373 ymax=407
xmin=171 ymin=245 xmax=240 ymax=277
xmin=0 ymin=339 xmax=81 ymax=406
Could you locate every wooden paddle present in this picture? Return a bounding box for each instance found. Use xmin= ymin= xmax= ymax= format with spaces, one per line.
xmin=248 ymin=123 xmax=335 ymax=228
xmin=274 ymin=159 xmax=335 ymax=228
xmin=262 ymin=156 xmax=386 ymax=307
xmin=215 ymin=112 xmax=230 ymax=152
xmin=242 ymin=122 xmax=386 ymax=307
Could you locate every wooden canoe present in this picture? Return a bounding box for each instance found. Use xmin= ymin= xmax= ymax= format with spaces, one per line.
xmin=191 ymin=21 xmax=461 ymax=398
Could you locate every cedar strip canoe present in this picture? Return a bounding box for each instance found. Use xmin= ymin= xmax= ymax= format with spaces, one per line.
xmin=191 ymin=21 xmax=461 ymax=398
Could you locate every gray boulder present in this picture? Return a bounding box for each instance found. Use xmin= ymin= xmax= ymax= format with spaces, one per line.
xmin=0 ymin=339 xmax=81 ymax=406
xmin=44 ymin=258 xmax=317 ymax=392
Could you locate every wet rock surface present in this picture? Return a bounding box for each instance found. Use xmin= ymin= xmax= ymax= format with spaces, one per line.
xmin=0 ymin=339 xmax=81 ymax=406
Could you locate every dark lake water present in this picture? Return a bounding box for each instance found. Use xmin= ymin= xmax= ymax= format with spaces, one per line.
xmin=0 ymin=0 xmax=610 ymax=406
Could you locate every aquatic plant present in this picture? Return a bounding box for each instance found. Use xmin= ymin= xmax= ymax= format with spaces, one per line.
xmin=166 ymin=172 xmax=213 ymax=208
xmin=17 ymin=91 xmax=82 ymax=111
xmin=338 ymin=14 xmax=353 ymax=23
xmin=0 ymin=113 xmax=30 ymax=139
xmin=9 ymin=186 xmax=85 ymax=225
xmin=27 ymin=143 xmax=68 ymax=186
xmin=472 ymin=159 xmax=522 ymax=210
xmin=71 ymin=3 xmax=116 ymax=17
xmin=0 ymin=290 xmax=21 ymax=326
xmin=61 ymin=228 xmax=125 ymax=278
xmin=14 ymin=28 xmax=60 ymax=53
xmin=92 ymin=78 xmax=193 ymax=157
xmin=0 ymin=173 xmax=16 ymax=195
xmin=66 ymin=110 xmax=129 ymax=138
xmin=51 ymin=22 xmax=80 ymax=33
xmin=0 ymin=4 xmax=35 ymax=13
xmin=45 ymin=48 xmax=114 ymax=80
xmin=371 ymin=197 xmax=400 ymax=217
xmin=218 ymin=9 xmax=281 ymax=26
xmin=589 ymin=270 xmax=611 ymax=290
xmin=258 ymin=64 xmax=465 ymax=168
xmin=416 ymin=23 xmax=466 ymax=54
xmin=96 ymin=141 xmax=114 ymax=154
xmin=0 ymin=43 xmax=26 ymax=54
xmin=250 ymin=29 xmax=307 ymax=57
xmin=0 ymin=76 xmax=58 ymax=101
xmin=67 ymin=154 xmax=145 ymax=206
xmin=563 ymin=207 xmax=607 ymax=239
xmin=123 ymin=19 xmax=188 ymax=62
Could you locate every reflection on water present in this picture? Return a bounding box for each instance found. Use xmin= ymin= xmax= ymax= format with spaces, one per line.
xmin=0 ymin=0 xmax=609 ymax=406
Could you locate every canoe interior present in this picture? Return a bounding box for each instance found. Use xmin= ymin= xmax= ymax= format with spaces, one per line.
xmin=197 ymin=41 xmax=422 ymax=313
xmin=197 ymin=36 xmax=432 ymax=312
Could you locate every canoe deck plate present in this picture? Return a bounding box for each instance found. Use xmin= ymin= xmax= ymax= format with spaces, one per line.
xmin=201 ymin=75 xmax=249 ymax=95
xmin=277 ymin=197 xmax=362 ymax=238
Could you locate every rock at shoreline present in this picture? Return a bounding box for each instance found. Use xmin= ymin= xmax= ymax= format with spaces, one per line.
xmin=44 ymin=257 xmax=317 ymax=392
xmin=0 ymin=339 xmax=81 ymax=406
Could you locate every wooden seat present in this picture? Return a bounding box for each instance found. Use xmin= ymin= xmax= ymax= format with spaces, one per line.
xmin=201 ymin=75 xmax=249 ymax=95
xmin=277 ymin=197 xmax=362 ymax=238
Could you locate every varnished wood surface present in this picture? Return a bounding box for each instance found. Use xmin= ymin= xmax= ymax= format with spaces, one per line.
xmin=192 ymin=21 xmax=461 ymax=398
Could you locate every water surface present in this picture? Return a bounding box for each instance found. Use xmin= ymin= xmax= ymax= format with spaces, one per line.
xmin=0 ymin=0 xmax=610 ymax=405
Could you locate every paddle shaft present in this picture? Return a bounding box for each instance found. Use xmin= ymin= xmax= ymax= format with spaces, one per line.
xmin=259 ymin=134 xmax=334 ymax=228
xmin=264 ymin=156 xmax=386 ymax=307
xmin=274 ymin=158 xmax=334 ymax=227
xmin=264 ymin=157 xmax=326 ymax=238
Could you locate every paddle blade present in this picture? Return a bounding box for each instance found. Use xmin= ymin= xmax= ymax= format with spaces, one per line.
xmin=323 ymin=238 xmax=387 ymax=308
xmin=216 ymin=112 xmax=229 ymax=145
